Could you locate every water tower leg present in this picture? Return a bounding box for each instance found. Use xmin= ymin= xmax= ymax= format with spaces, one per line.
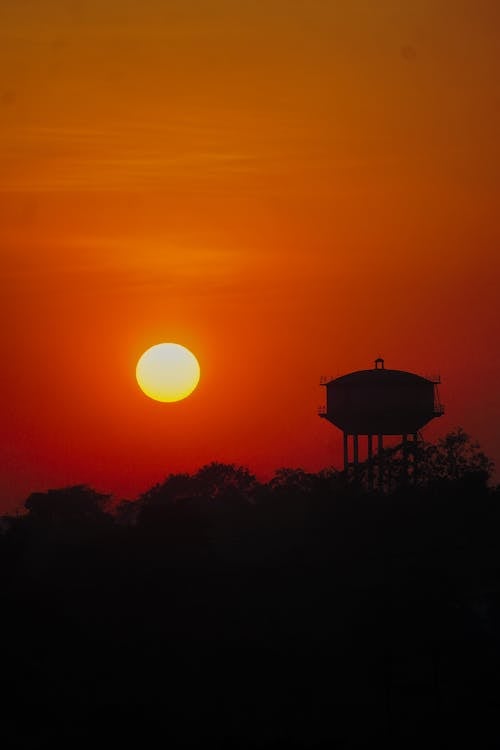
xmin=402 ymin=434 xmax=409 ymax=484
xmin=343 ymin=432 xmax=349 ymax=472
xmin=378 ymin=434 xmax=384 ymax=490
xmin=352 ymin=435 xmax=359 ymax=480
xmin=367 ymin=434 xmax=373 ymax=490
xmin=413 ymin=432 xmax=419 ymax=484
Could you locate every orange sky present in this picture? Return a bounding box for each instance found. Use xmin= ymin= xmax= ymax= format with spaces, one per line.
xmin=1 ymin=1 xmax=499 ymax=511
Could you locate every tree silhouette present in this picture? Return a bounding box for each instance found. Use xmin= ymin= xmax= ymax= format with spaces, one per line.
xmin=417 ymin=428 xmax=494 ymax=485
xmin=140 ymin=472 xmax=195 ymax=507
xmin=350 ymin=429 xmax=494 ymax=492
xmin=269 ymin=467 xmax=316 ymax=494
xmin=140 ymin=463 xmax=257 ymax=509
xmin=193 ymin=462 xmax=257 ymax=503
xmin=24 ymin=485 xmax=111 ymax=526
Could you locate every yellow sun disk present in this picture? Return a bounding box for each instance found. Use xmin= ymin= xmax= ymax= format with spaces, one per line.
xmin=136 ymin=343 xmax=200 ymax=402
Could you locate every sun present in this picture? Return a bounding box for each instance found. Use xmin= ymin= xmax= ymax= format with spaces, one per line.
xmin=136 ymin=343 xmax=201 ymax=402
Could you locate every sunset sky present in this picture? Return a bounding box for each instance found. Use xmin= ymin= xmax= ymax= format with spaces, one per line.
xmin=1 ymin=1 xmax=499 ymax=511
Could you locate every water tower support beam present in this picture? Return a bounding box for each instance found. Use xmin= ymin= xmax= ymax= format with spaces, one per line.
xmin=413 ymin=432 xmax=419 ymax=484
xmin=402 ymin=434 xmax=409 ymax=483
xmin=377 ymin=434 xmax=384 ymax=490
xmin=352 ymin=435 xmax=359 ymax=479
xmin=343 ymin=432 xmax=349 ymax=472
xmin=367 ymin=434 xmax=374 ymax=490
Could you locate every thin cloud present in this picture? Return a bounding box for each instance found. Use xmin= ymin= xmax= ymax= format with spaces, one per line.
xmin=0 ymin=132 xmax=261 ymax=193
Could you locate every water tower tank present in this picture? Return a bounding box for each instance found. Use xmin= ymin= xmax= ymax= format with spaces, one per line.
xmin=323 ymin=357 xmax=443 ymax=435
xmin=319 ymin=358 xmax=443 ymax=480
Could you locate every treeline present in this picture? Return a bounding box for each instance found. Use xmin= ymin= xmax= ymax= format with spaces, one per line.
xmin=1 ymin=429 xmax=499 ymax=743
xmin=3 ymin=427 xmax=494 ymax=531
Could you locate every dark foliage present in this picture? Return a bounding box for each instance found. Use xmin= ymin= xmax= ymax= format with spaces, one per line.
xmin=1 ymin=431 xmax=499 ymax=744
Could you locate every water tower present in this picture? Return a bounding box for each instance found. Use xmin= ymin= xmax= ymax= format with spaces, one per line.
xmin=319 ymin=358 xmax=443 ymax=485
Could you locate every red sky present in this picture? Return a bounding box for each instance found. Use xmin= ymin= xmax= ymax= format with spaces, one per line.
xmin=1 ymin=1 xmax=499 ymax=511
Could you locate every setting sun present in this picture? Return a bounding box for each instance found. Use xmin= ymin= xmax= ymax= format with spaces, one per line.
xmin=136 ymin=343 xmax=201 ymax=403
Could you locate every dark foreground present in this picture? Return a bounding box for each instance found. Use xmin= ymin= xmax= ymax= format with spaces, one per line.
xmin=2 ymin=457 xmax=500 ymax=745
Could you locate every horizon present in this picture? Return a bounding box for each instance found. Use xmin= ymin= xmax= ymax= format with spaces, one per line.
xmin=4 ymin=426 xmax=493 ymax=519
